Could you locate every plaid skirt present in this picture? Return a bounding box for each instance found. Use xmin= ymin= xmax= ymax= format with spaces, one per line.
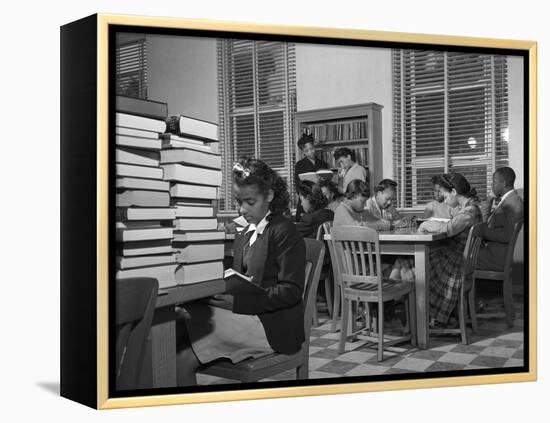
xmin=429 ymin=234 xmax=468 ymax=323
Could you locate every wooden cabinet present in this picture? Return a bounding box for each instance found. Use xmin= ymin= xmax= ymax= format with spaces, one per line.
xmin=293 ymin=102 xmax=383 ymax=189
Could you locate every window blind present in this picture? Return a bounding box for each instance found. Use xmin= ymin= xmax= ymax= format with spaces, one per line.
xmin=217 ymin=39 xmax=296 ymax=211
xmin=115 ymin=39 xmax=148 ymax=99
xmin=392 ymin=50 xmax=509 ymax=208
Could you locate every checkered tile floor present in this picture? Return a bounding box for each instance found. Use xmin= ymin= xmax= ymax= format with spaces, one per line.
xmin=196 ymin=293 xmax=525 ymax=385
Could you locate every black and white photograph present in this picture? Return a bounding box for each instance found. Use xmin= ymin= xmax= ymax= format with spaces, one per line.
xmin=110 ymin=25 xmax=529 ymax=395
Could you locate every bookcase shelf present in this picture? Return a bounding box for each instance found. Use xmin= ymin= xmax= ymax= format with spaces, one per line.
xmin=294 ymin=102 xmax=383 ymax=188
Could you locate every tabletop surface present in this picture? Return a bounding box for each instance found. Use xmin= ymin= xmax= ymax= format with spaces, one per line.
xmin=325 ymin=227 xmax=447 ymax=242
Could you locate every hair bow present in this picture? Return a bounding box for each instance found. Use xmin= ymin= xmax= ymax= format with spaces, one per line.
xmin=233 ymin=162 xmax=251 ymax=178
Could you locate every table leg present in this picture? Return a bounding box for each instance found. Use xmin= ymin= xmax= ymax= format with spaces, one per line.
xmin=414 ymin=244 xmax=430 ymax=349
xmin=151 ymin=306 xmax=177 ymax=388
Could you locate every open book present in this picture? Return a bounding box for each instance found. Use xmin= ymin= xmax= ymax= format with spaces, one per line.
xmin=416 ymin=217 xmax=450 ymax=223
xmin=298 ymin=169 xmax=334 ymax=183
xmin=224 ymin=269 xmax=266 ymax=295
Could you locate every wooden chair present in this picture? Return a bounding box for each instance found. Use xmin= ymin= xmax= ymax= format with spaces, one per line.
xmin=429 ymin=223 xmax=485 ymax=344
xmin=330 ymin=226 xmax=416 ymax=361
xmin=475 ymin=219 xmax=523 ymax=328
xmin=115 ymin=277 xmax=159 ymax=390
xmin=198 ymin=238 xmax=325 ymax=382
xmin=312 ymin=221 xmax=335 ymax=326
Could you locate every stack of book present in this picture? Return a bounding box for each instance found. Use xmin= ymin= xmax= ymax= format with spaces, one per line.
xmin=162 ymin=115 xmax=226 ymax=285
xmin=115 ymin=99 xmax=178 ymax=289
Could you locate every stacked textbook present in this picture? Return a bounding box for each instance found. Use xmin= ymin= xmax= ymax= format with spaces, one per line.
xmin=115 ymin=100 xmax=178 ymax=288
xmin=162 ymin=114 xmax=226 ymax=285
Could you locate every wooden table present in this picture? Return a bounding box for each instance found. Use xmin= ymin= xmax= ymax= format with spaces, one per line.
xmin=151 ymin=279 xmax=226 ymax=388
xmin=325 ymin=228 xmax=447 ymax=349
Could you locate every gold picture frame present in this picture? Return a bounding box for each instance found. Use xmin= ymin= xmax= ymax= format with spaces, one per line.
xmin=60 ymin=13 xmax=537 ymax=409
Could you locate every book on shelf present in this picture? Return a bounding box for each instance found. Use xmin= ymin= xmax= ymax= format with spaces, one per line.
xmin=174 ymin=218 xmax=218 ymax=231
xmin=116 ymin=126 xmax=160 ymax=139
xmin=116 ymin=207 xmax=176 ymax=221
xmin=116 ymin=163 xmax=163 ymax=180
xmin=170 ymin=183 xmax=218 ymax=200
xmin=116 ymin=177 xmax=170 ymax=192
xmin=175 ymin=205 xmax=214 ymax=218
xmin=172 ymin=198 xmax=217 ymax=207
xmin=118 ymin=239 xmax=173 ymax=257
xmin=173 ymin=231 xmax=225 ymax=243
xmin=116 ymin=112 xmax=167 ymax=134
xmin=162 ymin=164 xmax=222 ymax=187
xmin=115 ymin=95 xmax=168 ymax=121
xmin=160 ymin=148 xmax=221 ymax=169
xmin=165 ymin=114 xmax=219 ymax=141
xmin=116 ymin=147 xmax=160 ymax=168
xmin=116 ymin=226 xmax=174 ymax=242
xmin=116 ymin=190 xmax=170 ymax=207
xmin=116 ymin=263 xmax=178 ymax=289
xmin=298 ymin=169 xmax=335 ymax=183
xmin=175 ymin=261 xmax=224 ymax=285
xmin=116 ymin=253 xmax=176 ymax=270
xmin=116 ymin=134 xmax=162 ymax=151
xmin=160 ymin=134 xmax=215 ymax=153
xmin=173 ymin=243 xmax=225 ymax=264
xmin=223 ymin=268 xmax=266 ymax=295
xmin=115 ymin=221 xmax=162 ymax=229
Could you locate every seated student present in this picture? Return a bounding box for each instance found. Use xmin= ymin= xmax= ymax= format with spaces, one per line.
xmin=294 ymin=133 xmax=330 ymax=221
xmin=333 ymin=147 xmax=368 ymax=193
xmin=477 ymin=167 xmax=524 ymax=271
xmin=319 ymin=179 xmax=344 ymax=213
xmin=176 ymin=158 xmax=306 ymax=386
xmin=365 ymin=179 xmax=412 ymax=228
xmin=418 ymin=172 xmax=482 ymax=328
xmin=295 ymin=180 xmax=334 ymax=238
xmin=423 ymin=175 xmax=454 ymax=219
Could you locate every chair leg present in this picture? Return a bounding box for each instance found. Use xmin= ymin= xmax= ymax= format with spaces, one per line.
xmin=468 ymin=286 xmax=478 ymax=334
xmin=312 ymin=300 xmax=319 ymax=328
xmin=503 ymin=275 xmax=515 ymax=328
xmin=325 ymin=273 xmax=333 ymax=318
xmin=377 ymin=301 xmax=384 ymax=362
xmin=330 ymin=281 xmax=342 ymax=333
xmin=339 ymin=297 xmax=350 ymax=354
xmin=296 ymin=361 xmax=309 ymax=379
xmin=408 ymin=290 xmax=417 ymax=347
xmin=458 ymin=291 xmax=468 ymax=345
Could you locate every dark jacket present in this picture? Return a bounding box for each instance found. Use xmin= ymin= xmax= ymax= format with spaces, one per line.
xmin=294 ymin=156 xmax=330 ymax=221
xmin=232 ymin=214 xmax=306 ymax=354
xmin=296 ymin=208 xmax=334 ymax=239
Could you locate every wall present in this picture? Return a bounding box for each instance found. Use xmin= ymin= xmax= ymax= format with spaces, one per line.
xmin=146 ymin=34 xmax=218 ymax=123
xmin=296 ymin=43 xmax=394 ymax=178
xmin=508 ymin=55 xmax=524 ymax=189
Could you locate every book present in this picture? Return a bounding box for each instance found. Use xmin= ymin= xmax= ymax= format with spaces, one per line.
xmin=160 ymin=148 xmax=222 ymax=169
xmin=116 ymin=134 xmax=162 ymax=151
xmin=173 ymin=243 xmax=225 ymax=264
xmin=223 ymin=268 xmax=266 ymax=295
xmin=118 ymin=239 xmax=173 ymax=257
xmin=115 ymin=221 xmax=162 ymax=229
xmin=116 ymin=126 xmax=160 ymax=139
xmin=160 ymin=135 xmax=215 ymax=153
xmin=165 ymin=114 xmax=219 ymax=141
xmin=172 ymin=198 xmax=217 ymax=207
xmin=160 ymin=132 xmax=207 ymax=146
xmin=116 ymin=227 xmax=173 ymax=242
xmin=174 ymin=218 xmax=218 ymax=231
xmin=116 ymin=163 xmax=163 ymax=180
xmin=116 ymin=112 xmax=167 ymax=133
xmin=116 ymin=147 xmax=160 ymax=167
xmin=175 ymin=205 xmax=214 ymax=218
xmin=116 ymin=177 xmax=170 ymax=192
xmin=162 ymin=164 xmax=222 ymax=187
xmin=116 ymin=190 xmax=170 ymax=207
xmin=116 ymin=264 xmax=178 ymax=289
xmin=175 ymin=261 xmax=224 ymax=284
xmin=116 ymin=253 xmax=176 ymax=270
xmin=298 ymin=169 xmax=335 ymax=183
xmin=173 ymin=231 xmax=225 ymax=242
xmin=170 ymin=184 xmax=218 ymax=200
xmin=115 ymin=95 xmax=168 ymax=121
xmin=116 ymin=207 xmax=176 ymax=221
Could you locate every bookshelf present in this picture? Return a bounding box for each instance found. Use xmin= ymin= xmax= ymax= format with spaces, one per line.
xmin=294 ymin=103 xmax=383 ymax=190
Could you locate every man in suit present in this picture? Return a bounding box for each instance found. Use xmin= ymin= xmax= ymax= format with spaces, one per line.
xmin=477 ymin=167 xmax=524 ymax=271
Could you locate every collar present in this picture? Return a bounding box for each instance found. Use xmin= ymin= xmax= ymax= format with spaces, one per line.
xmin=245 ymin=211 xmax=271 ymax=236
xmin=497 ymin=189 xmax=515 ymax=207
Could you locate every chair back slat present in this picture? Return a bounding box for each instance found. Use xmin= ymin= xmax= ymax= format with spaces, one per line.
xmin=503 ymin=219 xmax=523 ymax=272
xmin=462 ymin=223 xmax=486 ymax=288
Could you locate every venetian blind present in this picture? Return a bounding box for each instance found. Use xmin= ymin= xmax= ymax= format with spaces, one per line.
xmin=115 ymin=39 xmax=148 ymax=99
xmin=392 ymin=50 xmax=509 ymax=208
xmin=217 ymin=39 xmax=296 ymax=211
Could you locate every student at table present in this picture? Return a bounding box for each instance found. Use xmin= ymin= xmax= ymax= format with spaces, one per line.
xmin=418 ymin=172 xmax=482 ymax=327
xmin=319 ymin=179 xmax=344 ymax=213
xmin=176 ymin=158 xmax=306 ymax=386
xmin=333 ymin=147 xmax=368 ymax=193
xmin=423 ymin=175 xmax=454 ymax=219
xmin=295 ymin=180 xmax=334 ymax=238
xmin=294 ymin=133 xmax=330 ymax=221
xmin=365 ymin=179 xmax=412 ymax=228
